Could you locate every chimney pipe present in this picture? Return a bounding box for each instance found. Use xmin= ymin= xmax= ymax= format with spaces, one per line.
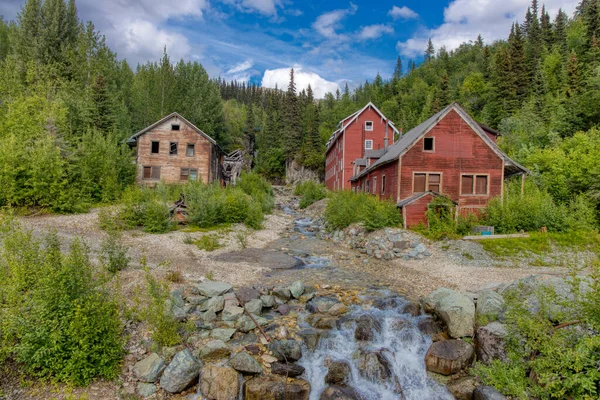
xmin=384 ymin=120 xmax=389 ymax=151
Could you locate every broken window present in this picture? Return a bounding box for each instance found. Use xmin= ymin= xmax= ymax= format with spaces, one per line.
xmin=381 ymin=175 xmax=386 ymax=195
xmin=428 ymin=174 xmax=441 ymax=192
xmin=186 ymin=143 xmax=195 ymax=157
xmin=151 ymin=141 xmax=159 ymax=154
xmin=171 ymin=124 xmax=180 ymax=131
xmin=461 ymin=174 xmax=488 ymax=195
xmin=143 ymin=166 xmax=160 ymax=180
xmin=170 ymin=142 xmax=178 ymax=155
xmin=424 ymin=137 xmax=434 ymax=151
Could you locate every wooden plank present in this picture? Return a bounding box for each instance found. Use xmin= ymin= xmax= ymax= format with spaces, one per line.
xmin=463 ymin=234 xmax=530 ymax=240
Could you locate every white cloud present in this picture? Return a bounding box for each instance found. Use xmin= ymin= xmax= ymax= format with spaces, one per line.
xmin=223 ymin=59 xmax=256 ymax=82
xmin=357 ymin=25 xmax=394 ymax=40
xmin=388 ymin=5 xmax=418 ymax=20
xmin=116 ymin=19 xmax=192 ymax=62
xmin=261 ymin=67 xmax=341 ymax=99
xmin=396 ymin=0 xmax=578 ymax=58
xmin=313 ymin=3 xmax=358 ymax=40
xmin=223 ymin=0 xmax=283 ymax=16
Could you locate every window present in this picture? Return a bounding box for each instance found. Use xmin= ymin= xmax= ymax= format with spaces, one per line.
xmin=381 ymin=175 xmax=386 ymax=195
xmin=151 ymin=141 xmax=160 ymax=154
xmin=170 ymin=142 xmax=178 ymax=155
xmin=424 ymin=137 xmax=434 ymax=151
xmin=365 ymin=121 xmax=373 ymax=131
xmin=171 ymin=124 xmax=180 ymax=131
xmin=143 ymin=166 xmax=160 ymax=180
xmin=365 ymin=140 xmax=373 ymax=150
xmin=373 ymin=177 xmax=377 ymax=194
xmin=366 ymin=179 xmax=370 ymax=193
xmin=461 ymin=174 xmax=488 ymax=195
xmin=186 ymin=143 xmax=195 ymax=157
xmin=413 ymin=172 xmax=441 ymax=193
xmin=180 ymin=168 xmax=198 ymax=181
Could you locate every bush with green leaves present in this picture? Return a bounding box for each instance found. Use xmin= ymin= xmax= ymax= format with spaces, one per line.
xmin=472 ymin=269 xmax=600 ymax=399
xmin=0 ymin=219 xmax=123 ymax=385
xmin=295 ymin=181 xmax=327 ymax=209
xmin=100 ymin=231 xmax=130 ymax=273
xmin=324 ymin=191 xmax=401 ymax=231
xmin=413 ymin=196 xmax=479 ymax=240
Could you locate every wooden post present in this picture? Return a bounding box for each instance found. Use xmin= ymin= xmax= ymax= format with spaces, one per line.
xmin=521 ymin=173 xmax=526 ymax=197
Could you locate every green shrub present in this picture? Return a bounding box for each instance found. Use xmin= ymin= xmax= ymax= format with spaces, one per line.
xmin=0 ymin=222 xmax=123 ymax=385
xmin=236 ymin=172 xmax=274 ymax=213
xmin=100 ymin=231 xmax=130 ymax=273
xmin=413 ymin=196 xmax=479 ymax=240
xmin=194 ymin=235 xmax=221 ymax=251
xmin=295 ymin=181 xmax=327 ymax=209
xmin=324 ymin=191 xmax=401 ymax=231
xmin=143 ymin=200 xmax=172 ymax=233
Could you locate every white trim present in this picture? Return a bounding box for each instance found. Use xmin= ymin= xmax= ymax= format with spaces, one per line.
xmin=364 ymin=140 xmax=373 ymax=150
xmin=365 ymin=121 xmax=374 ymax=131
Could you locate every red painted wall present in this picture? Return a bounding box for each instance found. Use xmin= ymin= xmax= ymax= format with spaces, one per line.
xmin=351 ymin=161 xmax=399 ymax=202
xmin=404 ymin=195 xmax=432 ymax=228
xmin=326 ymin=106 xmax=394 ymax=191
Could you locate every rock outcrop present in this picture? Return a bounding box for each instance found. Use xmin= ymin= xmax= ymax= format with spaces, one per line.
xmin=425 ymin=339 xmax=475 ymax=375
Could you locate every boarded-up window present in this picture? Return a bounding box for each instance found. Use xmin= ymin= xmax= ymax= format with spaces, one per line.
xmin=461 ymin=175 xmax=474 ymax=195
xmin=476 ymin=175 xmax=488 ymax=194
xmin=143 ymin=166 xmax=160 ymax=180
xmin=381 ymin=175 xmax=386 ymax=195
xmin=170 ymin=142 xmax=178 ymax=155
xmin=366 ymin=180 xmax=370 ymax=193
xmin=424 ymin=137 xmax=434 ymax=151
xmin=373 ymin=177 xmax=377 ymax=194
xmin=414 ymin=173 xmax=426 ymax=192
xmin=190 ymin=169 xmax=198 ymax=181
xmin=186 ymin=143 xmax=195 ymax=156
xmin=151 ymin=141 xmax=159 ymax=154
xmin=428 ymin=174 xmax=441 ymax=192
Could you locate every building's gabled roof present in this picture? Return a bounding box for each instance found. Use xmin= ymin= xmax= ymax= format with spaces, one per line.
xmin=127 ymin=112 xmax=217 ymax=146
xmin=396 ymin=191 xmax=456 ymax=207
xmin=351 ymin=103 xmax=530 ymax=181
xmin=353 ymin=158 xmax=367 ymax=166
xmin=326 ymin=102 xmax=400 ymax=152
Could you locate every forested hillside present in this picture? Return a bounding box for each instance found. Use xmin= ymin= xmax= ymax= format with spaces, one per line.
xmin=0 ymin=0 xmax=599 ymax=217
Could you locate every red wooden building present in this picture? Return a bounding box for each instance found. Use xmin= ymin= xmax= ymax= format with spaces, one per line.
xmin=349 ymin=103 xmax=528 ymax=228
xmin=325 ymin=102 xmax=400 ymax=191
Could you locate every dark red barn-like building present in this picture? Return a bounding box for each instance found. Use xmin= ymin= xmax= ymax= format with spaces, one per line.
xmin=325 ymin=102 xmax=400 ymax=191
xmin=348 ymin=103 xmax=528 ymax=228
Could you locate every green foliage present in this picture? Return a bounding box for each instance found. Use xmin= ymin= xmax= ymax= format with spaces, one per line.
xmin=100 ymin=231 xmax=129 ymax=273
xmin=193 ymin=234 xmax=221 ymax=252
xmin=324 ymin=191 xmax=401 ymax=231
xmin=480 ymin=231 xmax=600 ymax=257
xmin=295 ymin=181 xmax=327 ymax=208
xmin=473 ymin=268 xmax=600 ymax=399
xmin=0 ymin=220 xmax=123 ymax=385
xmin=413 ymin=196 xmax=480 ymax=240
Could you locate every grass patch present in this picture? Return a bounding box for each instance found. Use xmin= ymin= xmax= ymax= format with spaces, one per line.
xmin=193 ymin=235 xmax=221 ymax=252
xmin=480 ymin=232 xmax=600 ymax=258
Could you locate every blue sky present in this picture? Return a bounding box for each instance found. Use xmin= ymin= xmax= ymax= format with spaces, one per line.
xmin=0 ymin=0 xmax=579 ymax=97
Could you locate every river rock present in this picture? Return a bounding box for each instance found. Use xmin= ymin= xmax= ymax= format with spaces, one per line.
xmin=229 ymin=352 xmax=263 ymax=374
xmin=447 ymin=376 xmax=477 ymax=400
xmin=357 ymin=349 xmax=393 ymax=383
xmin=236 ymin=314 xmax=268 ymax=332
xmin=355 ymin=314 xmax=382 ymax=341
xmin=222 ymin=304 xmax=245 ymax=321
xmin=473 ymin=386 xmax=506 ymax=400
xmin=136 ymin=382 xmax=158 ymax=398
xmin=476 ymin=290 xmax=505 ymax=323
xmin=307 ymin=297 xmax=340 ymax=314
xmin=245 ymin=299 xmax=263 ymax=314
xmin=237 ymin=287 xmax=260 ymax=303
xmin=273 ymin=287 xmax=291 ymax=300
xmin=425 ymin=340 xmax=475 ymax=375
xmin=299 ymin=286 xmax=317 ymax=302
xmin=271 ymin=362 xmax=305 ymax=377
xmin=424 ymin=288 xmax=475 ymax=338
xmin=195 ymin=281 xmax=233 ymax=297
xmin=476 ymin=322 xmax=508 ymax=364
xmin=305 ymin=313 xmax=337 ymax=329
xmin=402 ymin=302 xmax=421 ymax=316
xmin=206 ymin=295 xmax=225 ymax=313
xmin=373 ymin=297 xmax=403 ymax=310
xmin=198 ymin=309 xmax=217 ymax=323
xmin=165 ymin=299 xmax=187 ymax=322
xmin=325 ymin=361 xmax=351 ymax=386
xmin=298 ymin=328 xmax=322 ymax=350
xmin=159 ymin=349 xmax=202 ymax=393
xmin=289 ymin=281 xmax=305 ymax=299
xmin=132 ymin=353 xmax=166 ymax=383
xmin=328 ymin=303 xmax=347 ymax=316
xmin=269 ymin=340 xmax=302 ymax=362
xmin=417 ymin=317 xmax=442 ymax=335
xmin=244 ymin=377 xmax=310 ymax=400
xmin=197 ymin=340 xmax=230 ymax=361
xmin=320 ymin=386 xmax=361 ymax=400
xmin=277 ymin=304 xmax=290 ymax=315
xmin=211 ymin=328 xmax=237 ymax=342
xmin=261 ymin=295 xmax=276 ymax=308
xmin=187 ymin=295 xmax=207 ymax=305
xmin=200 ymin=365 xmax=240 ymax=400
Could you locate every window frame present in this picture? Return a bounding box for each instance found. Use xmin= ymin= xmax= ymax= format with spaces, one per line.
xmin=381 ymin=175 xmax=386 ymax=195
xmin=460 ymin=173 xmax=490 ymax=196
xmin=180 ymin=168 xmax=199 ymax=182
xmin=373 ymin=177 xmax=377 ymax=194
xmin=412 ymin=171 xmax=443 ymax=193
xmin=364 ymin=140 xmax=373 ymax=150
xmin=171 ymin=124 xmax=180 ymax=131
xmin=366 ymin=179 xmax=370 ymax=193
xmin=142 ymin=166 xmax=161 ymax=180
xmin=423 ymin=137 xmax=435 ymax=152
xmin=169 ymin=141 xmax=178 ymax=156
xmin=151 ymin=141 xmax=160 ymax=154
xmin=365 ymin=121 xmax=374 ymax=131
xmin=186 ymin=143 xmax=195 ymax=157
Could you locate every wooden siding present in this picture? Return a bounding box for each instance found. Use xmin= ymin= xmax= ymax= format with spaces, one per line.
xmin=135 ymin=116 xmax=216 ymax=185
xmin=404 ymin=195 xmax=433 ymax=228
xmin=350 ymin=160 xmax=399 ymax=202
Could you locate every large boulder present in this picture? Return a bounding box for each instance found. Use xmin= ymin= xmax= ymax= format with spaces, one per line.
xmin=200 ymin=365 xmax=240 ymax=400
xmin=289 ymin=281 xmax=305 ymax=299
xmin=473 ymin=386 xmax=506 ymax=400
xmin=244 ymin=377 xmax=310 ymax=400
xmin=271 ymin=362 xmax=305 ymax=377
xmin=236 ymin=287 xmax=260 ymax=303
xmin=197 ymin=340 xmax=231 ymax=361
xmin=476 ymin=290 xmax=505 ymax=323
xmin=325 ymin=361 xmax=352 ymax=386
xmin=307 ymin=297 xmax=340 ymax=314
xmin=354 ymin=314 xmax=382 ymax=341
xmin=305 ymin=313 xmax=338 ymax=329
xmin=229 ymin=352 xmax=263 ymax=374
xmin=159 ymin=349 xmax=202 ymax=393
xmin=425 ymin=340 xmax=475 ymax=375
xmin=357 ymin=349 xmax=393 ymax=383
xmin=476 ymin=322 xmax=508 ymax=364
xmin=268 ymin=340 xmax=303 ymax=362
xmin=320 ymin=386 xmax=361 ymax=400
xmin=132 ymin=353 xmax=165 ymax=383
xmin=298 ymin=328 xmax=323 ymax=351
xmin=447 ymin=376 xmax=477 ymax=400
xmin=195 ymin=281 xmax=233 ymax=297
xmin=424 ymin=288 xmax=475 ymax=338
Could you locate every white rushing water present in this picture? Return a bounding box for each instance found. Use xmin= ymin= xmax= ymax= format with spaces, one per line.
xmin=298 ymin=296 xmax=453 ymax=400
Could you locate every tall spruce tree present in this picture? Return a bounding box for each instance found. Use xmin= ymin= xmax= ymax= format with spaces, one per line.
xmin=283 ymin=68 xmax=302 ymax=161
xmin=425 ymin=38 xmax=435 ymax=62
